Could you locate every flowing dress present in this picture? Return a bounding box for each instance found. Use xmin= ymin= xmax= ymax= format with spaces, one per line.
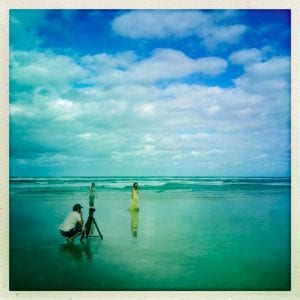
xmin=130 ymin=188 xmax=139 ymax=210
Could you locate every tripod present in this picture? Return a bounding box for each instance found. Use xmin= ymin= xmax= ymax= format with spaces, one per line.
xmin=81 ymin=208 xmax=103 ymax=242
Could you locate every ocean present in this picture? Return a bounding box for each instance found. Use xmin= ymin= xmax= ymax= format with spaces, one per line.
xmin=9 ymin=176 xmax=291 ymax=291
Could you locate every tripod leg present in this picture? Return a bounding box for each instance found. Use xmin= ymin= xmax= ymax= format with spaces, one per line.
xmin=82 ymin=216 xmax=92 ymax=240
xmin=80 ymin=231 xmax=85 ymax=242
xmin=92 ymin=218 xmax=103 ymax=239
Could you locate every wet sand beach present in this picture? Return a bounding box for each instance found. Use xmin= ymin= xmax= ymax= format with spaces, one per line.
xmin=9 ymin=177 xmax=290 ymax=291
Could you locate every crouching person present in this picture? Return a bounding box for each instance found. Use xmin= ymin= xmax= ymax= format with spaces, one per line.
xmin=59 ymin=204 xmax=85 ymax=243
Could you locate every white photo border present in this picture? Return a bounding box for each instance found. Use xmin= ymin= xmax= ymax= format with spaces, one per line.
xmin=0 ymin=1 xmax=299 ymax=299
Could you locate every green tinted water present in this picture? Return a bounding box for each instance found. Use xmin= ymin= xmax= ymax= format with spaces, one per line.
xmin=10 ymin=185 xmax=290 ymax=290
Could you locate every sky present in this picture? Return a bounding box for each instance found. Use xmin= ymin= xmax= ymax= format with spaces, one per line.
xmin=9 ymin=9 xmax=291 ymax=177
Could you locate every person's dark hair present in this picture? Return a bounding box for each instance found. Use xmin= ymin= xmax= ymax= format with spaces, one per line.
xmin=73 ymin=204 xmax=83 ymax=211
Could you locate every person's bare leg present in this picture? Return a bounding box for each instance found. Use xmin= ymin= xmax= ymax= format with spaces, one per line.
xmin=67 ymin=231 xmax=83 ymax=242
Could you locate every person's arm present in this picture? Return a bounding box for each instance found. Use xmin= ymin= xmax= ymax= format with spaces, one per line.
xmin=77 ymin=212 xmax=83 ymax=226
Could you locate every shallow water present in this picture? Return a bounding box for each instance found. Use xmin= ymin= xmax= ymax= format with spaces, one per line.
xmin=9 ymin=177 xmax=291 ymax=291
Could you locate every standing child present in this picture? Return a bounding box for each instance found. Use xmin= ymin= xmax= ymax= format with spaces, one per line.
xmin=88 ymin=182 xmax=97 ymax=207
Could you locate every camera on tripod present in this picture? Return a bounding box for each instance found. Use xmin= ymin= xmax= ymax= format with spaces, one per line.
xmin=81 ymin=207 xmax=103 ymax=242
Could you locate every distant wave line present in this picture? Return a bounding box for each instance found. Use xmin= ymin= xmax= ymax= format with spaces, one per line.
xmin=10 ymin=177 xmax=291 ymax=190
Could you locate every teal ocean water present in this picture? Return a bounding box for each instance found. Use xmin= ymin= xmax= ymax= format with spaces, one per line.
xmin=9 ymin=177 xmax=291 ymax=291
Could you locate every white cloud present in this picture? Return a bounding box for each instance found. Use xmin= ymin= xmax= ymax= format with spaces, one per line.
xmin=250 ymin=153 xmax=269 ymax=161
xmin=207 ymin=105 xmax=221 ymax=115
xmin=172 ymin=154 xmax=183 ymax=160
xmin=47 ymin=98 xmax=82 ymax=121
xmin=234 ymin=56 xmax=291 ymax=95
xmin=10 ymin=50 xmax=86 ymax=89
xmin=144 ymin=134 xmax=156 ymax=143
xmin=10 ymin=103 xmax=37 ymax=118
xmin=134 ymin=103 xmax=156 ymax=117
xmin=229 ymin=48 xmax=262 ymax=65
xmin=131 ymin=49 xmax=227 ymax=81
xmin=16 ymin=153 xmax=94 ymax=166
xmin=112 ymin=10 xmax=247 ymax=49
xmin=112 ymin=10 xmax=208 ymax=39
xmin=201 ymin=24 xmax=247 ymax=49
xmin=191 ymin=149 xmax=223 ymax=158
xmin=180 ymin=133 xmax=212 ymax=141
xmin=81 ymin=48 xmax=227 ymax=85
xmin=81 ymin=51 xmax=137 ymax=72
xmin=244 ymin=56 xmax=290 ymax=79
xmin=78 ymin=132 xmax=97 ymax=140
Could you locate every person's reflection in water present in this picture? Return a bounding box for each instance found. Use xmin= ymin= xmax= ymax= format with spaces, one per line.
xmin=60 ymin=239 xmax=93 ymax=261
xmin=129 ymin=209 xmax=139 ymax=237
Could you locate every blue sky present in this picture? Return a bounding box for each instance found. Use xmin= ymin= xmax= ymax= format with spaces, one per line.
xmin=9 ymin=9 xmax=291 ymax=177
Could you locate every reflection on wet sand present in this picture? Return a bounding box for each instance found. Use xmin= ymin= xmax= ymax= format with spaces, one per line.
xmin=60 ymin=240 xmax=93 ymax=260
xmin=129 ymin=210 xmax=139 ymax=237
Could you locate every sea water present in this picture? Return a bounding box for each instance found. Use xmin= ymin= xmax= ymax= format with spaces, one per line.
xmin=9 ymin=177 xmax=291 ymax=291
